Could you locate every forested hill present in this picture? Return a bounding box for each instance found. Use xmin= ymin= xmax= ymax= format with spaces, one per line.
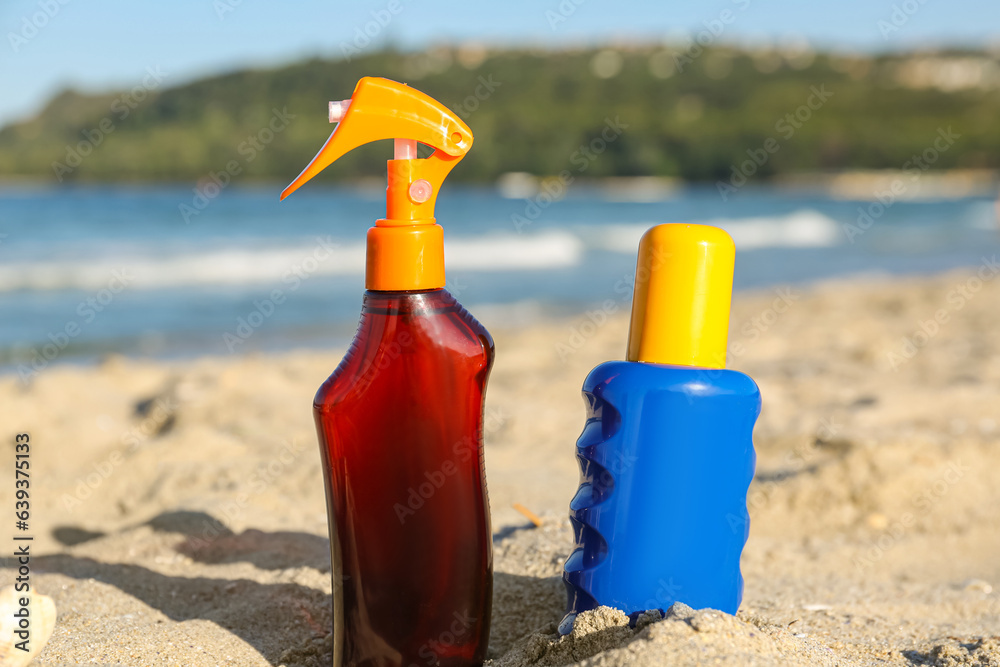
xmin=1 ymin=45 xmax=998 ymax=183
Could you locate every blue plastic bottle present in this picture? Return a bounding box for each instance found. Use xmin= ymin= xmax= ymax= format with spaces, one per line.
xmin=561 ymin=223 xmax=761 ymax=632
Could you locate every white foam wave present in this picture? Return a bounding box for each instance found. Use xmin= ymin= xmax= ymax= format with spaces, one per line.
xmin=0 ymin=231 xmax=585 ymax=293
xmin=593 ymin=210 xmax=842 ymax=253
xmin=447 ymin=231 xmax=583 ymax=270
xmin=969 ymin=201 xmax=1000 ymax=230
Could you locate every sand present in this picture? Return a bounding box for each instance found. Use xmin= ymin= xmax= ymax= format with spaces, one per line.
xmin=2 ymin=268 xmax=1000 ymax=666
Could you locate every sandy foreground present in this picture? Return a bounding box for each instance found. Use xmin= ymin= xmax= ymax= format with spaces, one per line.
xmin=2 ymin=268 xmax=1000 ymax=666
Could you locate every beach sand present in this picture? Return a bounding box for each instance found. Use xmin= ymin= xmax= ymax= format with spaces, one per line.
xmin=2 ymin=268 xmax=1000 ymax=666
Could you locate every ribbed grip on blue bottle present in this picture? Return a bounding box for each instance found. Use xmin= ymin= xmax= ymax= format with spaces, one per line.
xmin=561 ymin=360 xmax=760 ymax=631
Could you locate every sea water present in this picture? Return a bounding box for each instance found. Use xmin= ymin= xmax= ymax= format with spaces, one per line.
xmin=0 ymin=184 xmax=997 ymax=367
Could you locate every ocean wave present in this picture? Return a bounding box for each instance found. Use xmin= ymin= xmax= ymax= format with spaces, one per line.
xmin=0 ymin=231 xmax=585 ymax=293
xmin=590 ymin=210 xmax=842 ymax=253
xmin=969 ymin=201 xmax=1000 ymax=230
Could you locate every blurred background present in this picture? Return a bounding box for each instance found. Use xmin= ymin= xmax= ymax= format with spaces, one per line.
xmin=2 ymin=0 xmax=999 ymax=367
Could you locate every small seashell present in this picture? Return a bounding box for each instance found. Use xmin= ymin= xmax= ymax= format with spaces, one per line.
xmin=0 ymin=586 xmax=56 ymax=667
xmin=963 ymin=579 xmax=993 ymax=594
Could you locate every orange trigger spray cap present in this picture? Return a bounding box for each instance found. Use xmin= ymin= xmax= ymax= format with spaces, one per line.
xmin=280 ymin=77 xmax=473 ymax=291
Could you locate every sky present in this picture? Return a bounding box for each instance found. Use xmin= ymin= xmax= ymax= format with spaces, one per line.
xmin=1 ymin=0 xmax=998 ymax=127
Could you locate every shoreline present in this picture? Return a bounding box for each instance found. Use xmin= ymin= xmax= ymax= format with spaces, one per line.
xmin=4 ymin=262 xmax=999 ymax=374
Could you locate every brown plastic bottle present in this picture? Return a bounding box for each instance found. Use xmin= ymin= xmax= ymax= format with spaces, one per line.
xmin=314 ymin=289 xmax=494 ymax=666
xmin=280 ymin=77 xmax=494 ymax=666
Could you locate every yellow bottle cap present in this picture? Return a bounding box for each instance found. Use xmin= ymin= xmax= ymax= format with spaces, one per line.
xmin=626 ymin=223 xmax=735 ymax=369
